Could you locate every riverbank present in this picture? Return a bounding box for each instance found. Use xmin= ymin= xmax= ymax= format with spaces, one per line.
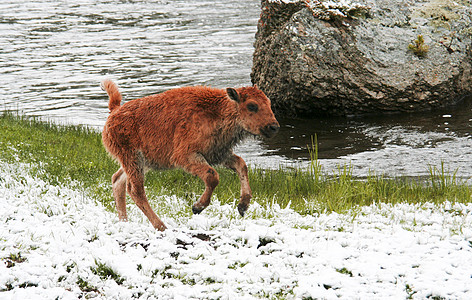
xmin=1 ymin=113 xmax=472 ymax=218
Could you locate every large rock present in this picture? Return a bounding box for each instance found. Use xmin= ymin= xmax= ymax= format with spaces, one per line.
xmin=251 ymin=0 xmax=472 ymax=117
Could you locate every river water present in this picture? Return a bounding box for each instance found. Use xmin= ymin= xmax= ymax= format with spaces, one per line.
xmin=2 ymin=0 xmax=472 ymax=178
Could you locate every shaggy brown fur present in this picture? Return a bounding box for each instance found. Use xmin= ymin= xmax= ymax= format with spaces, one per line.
xmin=101 ymin=80 xmax=279 ymax=231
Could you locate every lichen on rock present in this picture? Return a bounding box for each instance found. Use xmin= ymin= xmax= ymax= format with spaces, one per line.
xmin=410 ymin=0 xmax=461 ymax=29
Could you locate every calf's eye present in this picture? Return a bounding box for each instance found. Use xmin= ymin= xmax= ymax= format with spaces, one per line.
xmin=247 ymin=103 xmax=259 ymax=113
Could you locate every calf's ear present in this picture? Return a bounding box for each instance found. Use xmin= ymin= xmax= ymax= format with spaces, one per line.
xmin=226 ymin=88 xmax=240 ymax=103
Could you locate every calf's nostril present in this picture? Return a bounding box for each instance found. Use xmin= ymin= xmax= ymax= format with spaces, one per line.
xmin=269 ymin=124 xmax=280 ymax=133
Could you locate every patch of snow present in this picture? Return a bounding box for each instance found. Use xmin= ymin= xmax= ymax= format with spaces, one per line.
xmin=269 ymin=0 xmax=370 ymax=21
xmin=1 ymin=161 xmax=472 ymax=299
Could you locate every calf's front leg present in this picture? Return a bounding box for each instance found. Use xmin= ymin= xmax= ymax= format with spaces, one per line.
xmin=224 ymin=153 xmax=252 ymax=216
xmin=178 ymin=154 xmax=220 ymax=214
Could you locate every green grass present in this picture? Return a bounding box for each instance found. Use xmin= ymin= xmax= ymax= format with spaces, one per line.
xmin=91 ymin=260 xmax=125 ymax=285
xmin=1 ymin=252 xmax=27 ymax=268
xmin=76 ymin=276 xmax=99 ymax=293
xmin=1 ymin=112 xmax=471 ymax=218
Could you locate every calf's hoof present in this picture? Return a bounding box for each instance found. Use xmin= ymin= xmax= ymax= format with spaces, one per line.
xmin=192 ymin=205 xmax=205 ymax=215
xmin=237 ymin=202 xmax=248 ymax=217
xmin=156 ymin=223 xmax=167 ymax=231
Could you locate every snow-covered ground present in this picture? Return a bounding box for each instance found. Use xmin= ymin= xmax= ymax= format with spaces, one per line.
xmin=1 ymin=161 xmax=472 ymax=299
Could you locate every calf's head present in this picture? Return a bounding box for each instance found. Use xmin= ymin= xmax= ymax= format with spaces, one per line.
xmin=227 ymin=86 xmax=280 ymax=138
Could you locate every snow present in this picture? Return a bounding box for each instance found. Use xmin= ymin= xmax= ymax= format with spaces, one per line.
xmin=1 ymin=160 xmax=472 ymax=299
xmin=269 ymin=0 xmax=370 ymax=21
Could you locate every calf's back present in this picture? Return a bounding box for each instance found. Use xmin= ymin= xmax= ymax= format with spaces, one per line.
xmin=102 ymin=86 xmax=243 ymax=169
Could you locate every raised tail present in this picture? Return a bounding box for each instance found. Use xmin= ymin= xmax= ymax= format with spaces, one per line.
xmin=101 ymin=79 xmax=122 ymax=112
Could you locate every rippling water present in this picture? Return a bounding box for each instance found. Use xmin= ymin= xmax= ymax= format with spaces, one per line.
xmin=2 ymin=0 xmax=472 ymax=178
xmin=0 ymin=0 xmax=258 ymax=126
xmin=268 ymin=105 xmax=472 ymax=178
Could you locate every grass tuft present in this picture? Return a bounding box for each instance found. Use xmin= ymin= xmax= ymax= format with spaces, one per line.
xmin=91 ymin=260 xmax=125 ymax=285
xmin=2 ymin=252 xmax=27 ymax=268
xmin=336 ymin=267 xmax=353 ymax=277
xmin=76 ymin=276 xmax=99 ymax=293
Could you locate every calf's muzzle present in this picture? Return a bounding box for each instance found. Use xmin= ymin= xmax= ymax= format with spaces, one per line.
xmin=261 ymin=122 xmax=280 ymax=138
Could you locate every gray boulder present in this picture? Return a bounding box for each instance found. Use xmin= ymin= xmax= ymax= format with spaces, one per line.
xmin=251 ymin=0 xmax=472 ymax=117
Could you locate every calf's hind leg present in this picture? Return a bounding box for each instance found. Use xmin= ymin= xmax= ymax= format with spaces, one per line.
xmin=112 ymin=168 xmax=128 ymax=221
xmin=121 ymin=158 xmax=167 ymax=231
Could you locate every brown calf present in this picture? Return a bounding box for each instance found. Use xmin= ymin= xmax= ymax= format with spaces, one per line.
xmin=101 ymin=80 xmax=279 ymax=231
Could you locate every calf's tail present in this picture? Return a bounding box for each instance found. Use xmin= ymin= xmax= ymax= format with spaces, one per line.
xmin=101 ymin=79 xmax=122 ymax=112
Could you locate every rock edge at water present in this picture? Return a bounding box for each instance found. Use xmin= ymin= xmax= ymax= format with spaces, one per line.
xmin=251 ymin=0 xmax=472 ymax=117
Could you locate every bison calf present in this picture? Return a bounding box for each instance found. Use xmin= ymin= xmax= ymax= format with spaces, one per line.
xmin=101 ymin=80 xmax=279 ymax=231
